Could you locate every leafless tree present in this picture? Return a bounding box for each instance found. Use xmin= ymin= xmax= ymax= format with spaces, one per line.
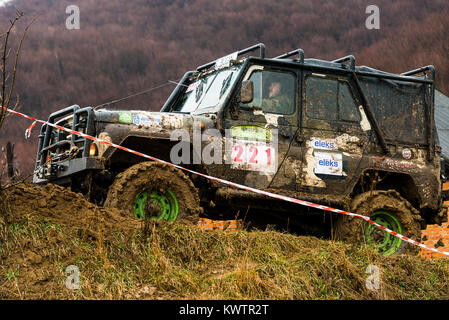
xmin=0 ymin=10 xmax=36 ymax=128
xmin=0 ymin=11 xmax=36 ymax=188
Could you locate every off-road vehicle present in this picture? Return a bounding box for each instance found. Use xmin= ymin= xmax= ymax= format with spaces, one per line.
xmin=33 ymin=43 xmax=447 ymax=255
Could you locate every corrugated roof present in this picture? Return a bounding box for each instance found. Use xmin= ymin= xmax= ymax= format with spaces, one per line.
xmin=435 ymin=90 xmax=449 ymax=160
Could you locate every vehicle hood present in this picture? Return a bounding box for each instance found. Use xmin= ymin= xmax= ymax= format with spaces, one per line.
xmin=94 ymin=109 xmax=215 ymax=130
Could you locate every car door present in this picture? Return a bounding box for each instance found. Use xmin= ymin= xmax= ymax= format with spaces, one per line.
xmin=220 ymin=64 xmax=299 ymax=190
xmin=297 ymin=71 xmax=372 ymax=195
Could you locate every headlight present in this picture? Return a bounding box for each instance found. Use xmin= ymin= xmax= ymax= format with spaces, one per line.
xmin=89 ymin=143 xmax=98 ymax=156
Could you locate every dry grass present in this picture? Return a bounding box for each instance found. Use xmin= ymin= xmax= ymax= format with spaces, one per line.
xmin=0 ymin=182 xmax=448 ymax=300
xmin=1 ymin=211 xmax=449 ymax=300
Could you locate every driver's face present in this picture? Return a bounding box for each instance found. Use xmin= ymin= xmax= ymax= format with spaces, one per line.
xmin=269 ymin=82 xmax=281 ymax=98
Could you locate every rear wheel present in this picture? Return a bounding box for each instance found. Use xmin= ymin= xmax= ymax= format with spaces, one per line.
xmin=334 ymin=190 xmax=423 ymax=255
xmin=104 ymin=162 xmax=201 ymax=224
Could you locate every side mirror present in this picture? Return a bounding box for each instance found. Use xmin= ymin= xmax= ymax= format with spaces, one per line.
xmin=239 ymin=80 xmax=254 ymax=104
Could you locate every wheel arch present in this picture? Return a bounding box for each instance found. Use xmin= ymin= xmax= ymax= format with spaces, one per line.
xmin=104 ymin=135 xmax=204 ymax=172
xmin=100 ymin=135 xmax=212 ymax=200
xmin=350 ymin=169 xmax=421 ymax=211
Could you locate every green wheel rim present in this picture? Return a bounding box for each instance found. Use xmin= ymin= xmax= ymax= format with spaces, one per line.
xmin=364 ymin=211 xmax=403 ymax=256
xmin=133 ymin=189 xmax=179 ymax=222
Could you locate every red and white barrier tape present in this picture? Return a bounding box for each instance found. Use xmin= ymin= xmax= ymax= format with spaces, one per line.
xmin=25 ymin=120 xmax=37 ymax=139
xmin=2 ymin=106 xmax=448 ymax=256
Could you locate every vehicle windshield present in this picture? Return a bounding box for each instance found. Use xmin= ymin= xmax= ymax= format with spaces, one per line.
xmin=171 ymin=65 xmax=242 ymax=114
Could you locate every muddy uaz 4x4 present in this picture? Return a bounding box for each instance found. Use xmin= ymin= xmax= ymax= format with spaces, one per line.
xmin=33 ymin=44 xmax=448 ymax=255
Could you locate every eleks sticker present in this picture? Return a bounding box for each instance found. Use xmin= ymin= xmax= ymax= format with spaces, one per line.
xmin=310 ymin=138 xmax=338 ymax=150
xmin=314 ymin=151 xmax=343 ymax=176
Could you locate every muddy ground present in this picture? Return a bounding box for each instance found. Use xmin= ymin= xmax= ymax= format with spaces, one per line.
xmin=0 ymin=182 xmax=449 ymax=300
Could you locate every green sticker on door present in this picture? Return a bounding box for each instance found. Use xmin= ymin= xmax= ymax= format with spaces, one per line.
xmin=231 ymin=126 xmax=271 ymax=142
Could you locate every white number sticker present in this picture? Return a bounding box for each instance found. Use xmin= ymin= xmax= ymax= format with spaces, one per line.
xmin=215 ymin=51 xmax=238 ymax=70
xmin=231 ymin=141 xmax=276 ymax=174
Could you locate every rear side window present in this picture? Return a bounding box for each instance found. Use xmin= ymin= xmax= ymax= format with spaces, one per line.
xmin=305 ymin=75 xmax=360 ymax=122
xmin=359 ymin=76 xmax=428 ymax=145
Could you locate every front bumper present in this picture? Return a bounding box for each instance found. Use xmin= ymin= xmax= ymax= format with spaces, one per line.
xmin=33 ymin=157 xmax=105 ymax=184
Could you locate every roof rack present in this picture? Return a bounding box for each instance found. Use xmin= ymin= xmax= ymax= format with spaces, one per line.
xmin=401 ymin=65 xmax=435 ymax=81
xmin=332 ymin=55 xmax=355 ymax=71
xmin=195 ymin=44 xmax=434 ymax=83
xmin=274 ymin=48 xmax=304 ymax=63
xmin=274 ymin=49 xmax=356 ymax=71
xmin=196 ymin=43 xmax=265 ymax=72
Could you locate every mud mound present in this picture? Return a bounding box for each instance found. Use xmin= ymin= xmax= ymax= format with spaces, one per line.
xmin=0 ymin=182 xmax=141 ymax=299
xmin=1 ymin=182 xmax=140 ymax=237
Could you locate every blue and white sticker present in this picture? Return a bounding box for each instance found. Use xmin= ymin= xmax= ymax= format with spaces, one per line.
xmin=314 ymin=151 xmax=343 ymax=176
xmin=310 ymin=138 xmax=338 ymax=150
xmin=132 ymin=114 xmax=162 ymax=127
xmin=133 ymin=114 xmax=149 ymax=125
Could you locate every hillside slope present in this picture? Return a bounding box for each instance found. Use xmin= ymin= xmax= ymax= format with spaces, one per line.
xmin=1 ymin=182 xmax=449 ymax=300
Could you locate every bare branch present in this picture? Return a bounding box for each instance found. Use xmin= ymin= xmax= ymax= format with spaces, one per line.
xmin=0 ymin=11 xmax=34 ymax=131
xmin=1 ymin=14 xmax=20 ymax=125
xmin=5 ymin=16 xmax=38 ymax=109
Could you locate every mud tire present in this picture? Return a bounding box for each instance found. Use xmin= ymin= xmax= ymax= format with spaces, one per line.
xmin=334 ymin=190 xmax=423 ymax=255
xmin=104 ymin=162 xmax=201 ymax=225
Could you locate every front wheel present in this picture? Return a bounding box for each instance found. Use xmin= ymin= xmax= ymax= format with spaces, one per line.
xmin=334 ymin=190 xmax=423 ymax=255
xmin=104 ymin=162 xmax=202 ymax=225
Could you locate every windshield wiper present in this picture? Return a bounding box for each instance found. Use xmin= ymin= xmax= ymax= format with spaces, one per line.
xmin=219 ymin=73 xmax=233 ymax=99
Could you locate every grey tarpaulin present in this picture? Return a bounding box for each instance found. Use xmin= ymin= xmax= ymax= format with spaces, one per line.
xmin=435 ymin=90 xmax=449 ymax=161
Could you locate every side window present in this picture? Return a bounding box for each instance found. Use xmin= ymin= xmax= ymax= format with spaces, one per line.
xmin=305 ymin=75 xmax=360 ymax=122
xmin=305 ymin=77 xmax=338 ymax=120
xmin=240 ymin=69 xmax=295 ymax=115
xmin=339 ymin=82 xmax=361 ymax=122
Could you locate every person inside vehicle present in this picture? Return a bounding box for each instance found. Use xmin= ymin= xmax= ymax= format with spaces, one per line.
xmin=262 ymin=77 xmax=293 ymax=114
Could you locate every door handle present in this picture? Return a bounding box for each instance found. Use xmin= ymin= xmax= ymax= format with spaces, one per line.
xmin=276 ymin=125 xmax=292 ymax=138
xmin=295 ymin=133 xmax=305 ymax=144
xmin=280 ymin=129 xmax=290 ymax=138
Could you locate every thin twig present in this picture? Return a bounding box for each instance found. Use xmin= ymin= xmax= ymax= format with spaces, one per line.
xmin=1 ymin=11 xmax=22 ymax=127
xmin=5 ymin=16 xmax=38 ymax=110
